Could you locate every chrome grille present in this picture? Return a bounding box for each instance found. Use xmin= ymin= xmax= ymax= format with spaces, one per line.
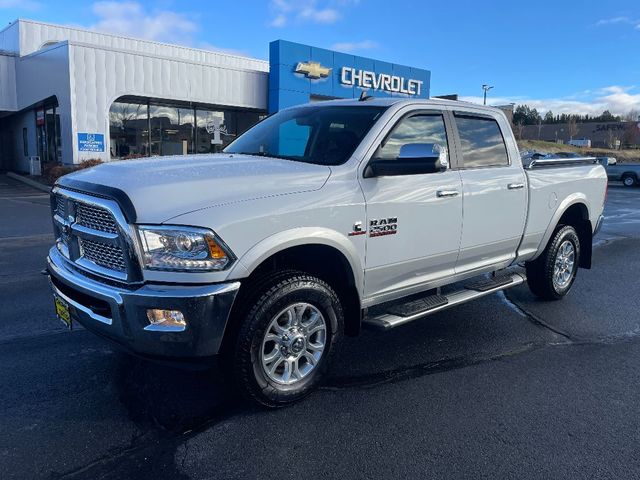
xmin=79 ymin=238 xmax=127 ymax=272
xmin=52 ymin=188 xmax=139 ymax=282
xmin=76 ymin=203 xmax=118 ymax=234
xmin=56 ymin=194 xmax=67 ymax=217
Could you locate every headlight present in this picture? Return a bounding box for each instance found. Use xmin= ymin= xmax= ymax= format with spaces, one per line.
xmin=137 ymin=225 xmax=234 ymax=271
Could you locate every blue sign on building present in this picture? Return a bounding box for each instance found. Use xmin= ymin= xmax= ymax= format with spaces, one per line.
xmin=268 ymin=40 xmax=431 ymax=113
xmin=78 ymin=133 xmax=105 ymax=152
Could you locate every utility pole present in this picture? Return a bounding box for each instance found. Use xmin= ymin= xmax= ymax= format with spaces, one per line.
xmin=482 ymin=84 xmax=494 ymax=105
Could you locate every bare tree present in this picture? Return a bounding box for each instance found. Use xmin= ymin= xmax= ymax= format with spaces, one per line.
xmin=537 ymin=117 xmax=543 ymax=139
xmin=567 ymin=116 xmax=578 ymax=140
xmin=622 ymin=121 xmax=640 ymax=147
xmin=623 ymin=109 xmax=640 ymax=122
xmin=513 ymin=120 xmax=525 ymax=140
xmin=606 ymin=130 xmax=619 ymax=149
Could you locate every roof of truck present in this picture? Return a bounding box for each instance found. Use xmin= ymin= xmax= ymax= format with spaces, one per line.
xmin=297 ymin=97 xmax=503 ymax=113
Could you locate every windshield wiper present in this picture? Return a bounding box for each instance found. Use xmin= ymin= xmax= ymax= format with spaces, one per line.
xmin=234 ymin=151 xmax=272 ymax=157
xmin=233 ymin=151 xmax=300 ymax=162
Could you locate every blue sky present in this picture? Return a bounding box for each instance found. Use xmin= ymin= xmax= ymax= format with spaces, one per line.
xmin=1 ymin=0 xmax=639 ymax=115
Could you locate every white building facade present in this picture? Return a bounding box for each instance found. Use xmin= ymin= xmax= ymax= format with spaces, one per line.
xmin=0 ymin=19 xmax=269 ymax=172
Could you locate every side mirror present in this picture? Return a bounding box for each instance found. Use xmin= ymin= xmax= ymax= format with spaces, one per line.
xmin=364 ymin=143 xmax=448 ymax=178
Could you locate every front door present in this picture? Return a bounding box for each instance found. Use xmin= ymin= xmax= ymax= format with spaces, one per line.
xmin=452 ymin=112 xmax=527 ymax=273
xmin=360 ymin=112 xmax=463 ymax=301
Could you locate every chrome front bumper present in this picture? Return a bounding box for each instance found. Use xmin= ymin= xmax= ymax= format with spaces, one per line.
xmin=46 ymin=246 xmax=240 ymax=360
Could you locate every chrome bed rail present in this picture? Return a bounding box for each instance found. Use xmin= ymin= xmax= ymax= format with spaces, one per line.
xmin=525 ymin=157 xmax=598 ymax=170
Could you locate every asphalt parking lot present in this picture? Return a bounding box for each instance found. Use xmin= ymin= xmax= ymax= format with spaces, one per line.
xmin=1 ymin=174 xmax=639 ymax=479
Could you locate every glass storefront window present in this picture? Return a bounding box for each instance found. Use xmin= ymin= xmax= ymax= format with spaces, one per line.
xmin=108 ymin=96 xmax=264 ymax=159
xmin=109 ymin=102 xmax=149 ymax=159
xmin=150 ymin=105 xmax=194 ymax=156
xmin=195 ymin=110 xmax=234 ymax=153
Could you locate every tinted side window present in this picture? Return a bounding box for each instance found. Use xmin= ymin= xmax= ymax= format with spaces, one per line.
xmin=455 ymin=116 xmax=509 ymax=168
xmin=375 ymin=115 xmax=448 ymax=160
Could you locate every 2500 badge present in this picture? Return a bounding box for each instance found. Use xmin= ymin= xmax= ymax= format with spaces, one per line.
xmin=369 ymin=217 xmax=398 ymax=237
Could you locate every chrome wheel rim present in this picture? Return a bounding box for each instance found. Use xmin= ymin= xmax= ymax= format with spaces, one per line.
xmin=261 ymin=303 xmax=327 ymax=385
xmin=624 ymin=177 xmax=634 ymax=186
xmin=553 ymin=240 xmax=575 ymax=289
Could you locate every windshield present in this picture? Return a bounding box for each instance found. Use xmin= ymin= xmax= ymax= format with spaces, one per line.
xmin=224 ymin=105 xmax=387 ymax=166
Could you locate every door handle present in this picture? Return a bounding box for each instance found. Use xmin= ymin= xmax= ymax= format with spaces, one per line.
xmin=436 ymin=190 xmax=459 ymax=198
xmin=507 ymin=183 xmax=525 ymax=190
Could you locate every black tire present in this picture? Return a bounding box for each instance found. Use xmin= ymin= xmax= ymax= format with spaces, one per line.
xmin=525 ymin=225 xmax=580 ymax=300
xmin=622 ymin=174 xmax=637 ymax=187
xmin=230 ymin=271 xmax=343 ymax=407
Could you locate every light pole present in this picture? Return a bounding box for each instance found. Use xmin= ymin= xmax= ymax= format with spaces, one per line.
xmin=482 ymin=84 xmax=494 ymax=105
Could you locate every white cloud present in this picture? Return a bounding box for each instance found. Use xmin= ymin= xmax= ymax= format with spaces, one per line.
xmin=331 ymin=40 xmax=378 ymax=52
xmin=197 ymin=42 xmax=248 ymax=57
xmin=596 ymin=16 xmax=632 ymax=26
xmin=82 ymin=1 xmax=243 ymax=56
xmin=0 ymin=0 xmax=41 ymax=10
xmin=299 ymin=6 xmax=339 ymax=23
xmin=270 ymin=13 xmax=287 ymax=27
xmin=596 ymin=85 xmax=640 ymax=113
xmin=269 ymin=0 xmax=357 ymax=27
xmin=459 ymin=85 xmax=640 ymax=116
xmin=596 ymin=15 xmax=640 ymax=29
xmin=88 ymin=1 xmax=198 ymax=44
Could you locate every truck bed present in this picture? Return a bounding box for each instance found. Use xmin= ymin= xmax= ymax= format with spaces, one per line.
xmin=518 ymin=160 xmax=607 ymax=262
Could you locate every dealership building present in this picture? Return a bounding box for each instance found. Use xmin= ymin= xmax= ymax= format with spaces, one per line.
xmin=0 ymin=19 xmax=431 ymax=172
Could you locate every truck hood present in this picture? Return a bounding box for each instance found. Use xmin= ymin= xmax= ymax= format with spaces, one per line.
xmin=59 ymin=154 xmax=331 ymax=223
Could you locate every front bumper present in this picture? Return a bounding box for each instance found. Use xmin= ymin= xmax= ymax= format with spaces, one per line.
xmin=46 ymin=247 xmax=240 ymax=360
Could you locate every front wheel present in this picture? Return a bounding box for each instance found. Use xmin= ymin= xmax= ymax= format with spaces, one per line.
xmin=231 ymin=272 xmax=343 ymax=407
xmin=526 ymin=225 xmax=580 ymax=300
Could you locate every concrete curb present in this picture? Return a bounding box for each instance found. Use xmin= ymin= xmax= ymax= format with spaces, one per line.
xmin=6 ymin=172 xmax=51 ymax=193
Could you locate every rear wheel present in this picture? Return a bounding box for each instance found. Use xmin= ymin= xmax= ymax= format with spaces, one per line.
xmin=622 ymin=174 xmax=637 ymax=187
xmin=526 ymin=225 xmax=580 ymax=300
xmin=230 ymin=271 xmax=343 ymax=407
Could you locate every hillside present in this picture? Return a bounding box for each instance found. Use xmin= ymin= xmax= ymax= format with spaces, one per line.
xmin=517 ymin=140 xmax=640 ymax=164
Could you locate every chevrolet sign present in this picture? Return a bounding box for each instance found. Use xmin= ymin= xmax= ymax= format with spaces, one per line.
xmin=295 ymin=61 xmax=332 ymax=79
xmin=340 ymin=67 xmax=424 ymax=96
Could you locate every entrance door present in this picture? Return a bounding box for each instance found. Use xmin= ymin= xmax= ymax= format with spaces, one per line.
xmin=0 ymin=129 xmax=13 ymax=171
xmin=35 ymin=104 xmax=60 ymax=165
xmin=36 ymin=108 xmax=47 ymax=163
xmin=360 ymin=112 xmax=463 ymax=301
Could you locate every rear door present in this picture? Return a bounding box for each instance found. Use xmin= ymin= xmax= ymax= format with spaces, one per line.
xmin=359 ymin=108 xmax=463 ymax=301
xmin=451 ymin=111 xmax=527 ymax=273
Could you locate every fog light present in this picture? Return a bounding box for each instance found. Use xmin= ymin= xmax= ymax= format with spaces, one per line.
xmin=146 ymin=309 xmax=187 ymax=330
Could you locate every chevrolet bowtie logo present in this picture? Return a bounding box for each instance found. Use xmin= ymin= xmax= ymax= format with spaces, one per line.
xmin=295 ymin=61 xmax=332 ymax=79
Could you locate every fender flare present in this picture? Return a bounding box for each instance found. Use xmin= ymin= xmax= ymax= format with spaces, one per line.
xmin=228 ymin=227 xmax=365 ymax=296
xmin=529 ymin=193 xmax=590 ymax=262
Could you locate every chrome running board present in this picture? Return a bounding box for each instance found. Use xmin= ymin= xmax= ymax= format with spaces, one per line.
xmin=363 ymin=272 xmax=526 ymax=330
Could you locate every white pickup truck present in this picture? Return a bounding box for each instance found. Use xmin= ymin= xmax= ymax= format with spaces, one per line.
xmin=47 ymin=98 xmax=607 ymax=406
